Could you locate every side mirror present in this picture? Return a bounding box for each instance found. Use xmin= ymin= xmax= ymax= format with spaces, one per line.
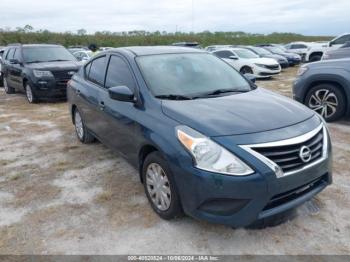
xmin=244 ymin=73 xmax=256 ymax=83
xmin=10 ymin=59 xmax=20 ymax=64
xmin=109 ymin=86 xmax=135 ymax=102
xmin=329 ymin=41 xmax=334 ymax=47
xmin=229 ymin=55 xmax=238 ymax=60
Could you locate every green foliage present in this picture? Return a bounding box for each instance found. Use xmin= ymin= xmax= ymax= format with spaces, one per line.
xmin=0 ymin=29 xmax=333 ymax=48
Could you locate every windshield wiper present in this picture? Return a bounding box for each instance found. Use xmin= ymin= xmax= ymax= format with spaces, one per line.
xmin=47 ymin=59 xmax=71 ymax=62
xmin=26 ymin=60 xmax=46 ymax=64
xmin=194 ymin=89 xmax=248 ymax=98
xmin=155 ymin=94 xmax=193 ymax=100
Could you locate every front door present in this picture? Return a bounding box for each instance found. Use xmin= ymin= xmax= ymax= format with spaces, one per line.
xmin=97 ymin=54 xmax=139 ymax=159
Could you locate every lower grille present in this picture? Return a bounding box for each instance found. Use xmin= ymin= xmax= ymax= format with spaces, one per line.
xmin=252 ymin=127 xmax=324 ymax=174
xmin=263 ymin=174 xmax=327 ymax=211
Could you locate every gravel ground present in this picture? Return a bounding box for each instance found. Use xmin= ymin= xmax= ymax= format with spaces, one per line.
xmin=0 ymin=67 xmax=349 ymax=255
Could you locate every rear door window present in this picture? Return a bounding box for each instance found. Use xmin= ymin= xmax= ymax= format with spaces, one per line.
xmin=87 ymin=56 xmax=106 ymax=86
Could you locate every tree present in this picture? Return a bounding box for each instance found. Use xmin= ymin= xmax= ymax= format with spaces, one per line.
xmin=24 ymin=24 xmax=34 ymax=32
xmin=77 ymin=29 xmax=87 ymax=36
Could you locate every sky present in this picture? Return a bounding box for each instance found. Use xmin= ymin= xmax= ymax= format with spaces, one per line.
xmin=1 ymin=0 xmax=349 ymax=36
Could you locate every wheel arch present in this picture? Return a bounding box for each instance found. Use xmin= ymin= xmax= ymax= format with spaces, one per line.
xmin=138 ymin=144 xmax=159 ymax=183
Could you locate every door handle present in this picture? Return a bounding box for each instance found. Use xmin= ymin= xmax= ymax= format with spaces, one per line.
xmin=100 ymin=101 xmax=105 ymax=110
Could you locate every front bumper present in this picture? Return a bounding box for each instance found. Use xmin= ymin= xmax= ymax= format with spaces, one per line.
xmin=31 ymin=78 xmax=69 ymax=98
xmin=287 ymin=58 xmax=301 ymax=66
xmin=170 ymin=123 xmax=332 ymax=228
xmin=253 ymin=67 xmax=281 ymax=79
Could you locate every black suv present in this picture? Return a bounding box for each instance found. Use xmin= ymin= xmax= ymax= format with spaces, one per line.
xmin=1 ymin=44 xmax=81 ymax=103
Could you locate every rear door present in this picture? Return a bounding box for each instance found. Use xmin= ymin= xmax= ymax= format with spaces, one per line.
xmin=74 ymin=55 xmax=108 ymax=136
xmin=97 ymin=54 xmax=138 ymax=158
xmin=10 ymin=48 xmax=25 ymax=90
xmin=3 ymin=48 xmax=15 ymax=86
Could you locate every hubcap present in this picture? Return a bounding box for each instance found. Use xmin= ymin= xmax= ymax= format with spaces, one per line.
xmin=146 ymin=163 xmax=171 ymax=211
xmin=75 ymin=111 xmax=84 ymax=139
xmin=26 ymin=84 xmax=33 ymax=102
xmin=308 ymin=89 xmax=338 ymax=119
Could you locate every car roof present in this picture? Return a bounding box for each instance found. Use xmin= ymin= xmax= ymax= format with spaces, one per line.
xmin=109 ymin=46 xmax=206 ymax=56
xmin=7 ymin=44 xmax=63 ymax=48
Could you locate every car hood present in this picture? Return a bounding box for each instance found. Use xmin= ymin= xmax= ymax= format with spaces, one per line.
xmin=25 ymin=60 xmax=82 ymax=70
xmin=246 ymin=57 xmax=279 ymax=65
xmin=161 ymin=88 xmax=315 ymax=137
xmin=262 ymin=54 xmax=287 ymax=61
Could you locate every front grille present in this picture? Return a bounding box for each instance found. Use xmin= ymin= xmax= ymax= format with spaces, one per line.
xmin=265 ymin=65 xmax=280 ymax=70
xmin=52 ymin=70 xmax=77 ymax=89
xmin=263 ymin=174 xmax=327 ymax=211
xmin=52 ymin=70 xmax=77 ymax=80
xmin=252 ymin=128 xmax=324 ymax=174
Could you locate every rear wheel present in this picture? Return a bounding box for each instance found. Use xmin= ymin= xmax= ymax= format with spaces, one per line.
xmin=3 ymin=77 xmax=15 ymax=94
xmin=25 ymin=83 xmax=38 ymax=103
xmin=142 ymin=152 xmax=182 ymax=220
xmin=305 ymin=84 xmax=346 ymax=122
xmin=240 ymin=66 xmax=253 ymax=75
xmin=73 ymin=108 xmax=95 ymax=143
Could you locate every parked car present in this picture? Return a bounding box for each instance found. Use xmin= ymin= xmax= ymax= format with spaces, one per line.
xmin=205 ymin=45 xmax=235 ymax=52
xmin=0 ymin=47 xmax=5 ymax=86
xmin=322 ymin=47 xmax=350 ymax=60
xmin=172 ymin=42 xmax=202 ymax=49
xmin=68 ymin=46 xmax=89 ymax=54
xmin=259 ymin=45 xmax=302 ymax=66
xmin=2 ymin=44 xmax=81 ymax=103
xmin=68 ymin=46 xmax=331 ymax=227
xmin=284 ymin=42 xmax=310 ymax=61
xmin=293 ymin=58 xmax=350 ymax=121
xmin=73 ymin=50 xmax=93 ymax=62
xmin=304 ymin=34 xmax=350 ymax=62
xmin=212 ymin=48 xmax=281 ymax=78
xmin=241 ymin=46 xmax=289 ymax=68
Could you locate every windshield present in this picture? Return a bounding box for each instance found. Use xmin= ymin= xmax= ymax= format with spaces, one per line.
xmin=137 ymin=53 xmax=251 ymax=98
xmin=251 ymin=47 xmax=271 ymax=55
xmin=23 ymin=46 xmax=76 ymax=63
xmin=234 ymin=49 xmax=259 ymax=59
xmin=268 ymin=46 xmax=285 ymax=53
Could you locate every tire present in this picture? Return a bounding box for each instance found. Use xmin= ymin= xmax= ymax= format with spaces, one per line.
xmin=3 ymin=77 xmax=15 ymax=94
xmin=142 ymin=151 xmax=182 ymax=220
xmin=25 ymin=83 xmax=38 ymax=103
xmin=240 ymin=66 xmax=253 ymax=75
xmin=73 ymin=108 xmax=95 ymax=143
xmin=305 ymin=84 xmax=346 ymax=122
xmin=309 ymin=55 xmax=322 ymax=62
xmin=0 ymin=76 xmax=3 ymax=87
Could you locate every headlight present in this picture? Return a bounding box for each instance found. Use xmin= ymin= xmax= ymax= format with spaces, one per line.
xmin=254 ymin=63 xmax=267 ymax=68
xmin=176 ymin=126 xmax=254 ymax=176
xmin=33 ymin=70 xmax=54 ymax=78
xmin=297 ymin=66 xmax=308 ymax=76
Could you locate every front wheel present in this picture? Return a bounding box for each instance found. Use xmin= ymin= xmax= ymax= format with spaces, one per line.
xmin=142 ymin=152 xmax=182 ymax=220
xmin=240 ymin=66 xmax=253 ymax=75
xmin=305 ymin=84 xmax=346 ymax=122
xmin=25 ymin=83 xmax=38 ymax=103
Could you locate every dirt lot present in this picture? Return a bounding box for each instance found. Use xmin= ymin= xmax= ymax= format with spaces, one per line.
xmin=0 ymin=67 xmax=349 ymax=255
